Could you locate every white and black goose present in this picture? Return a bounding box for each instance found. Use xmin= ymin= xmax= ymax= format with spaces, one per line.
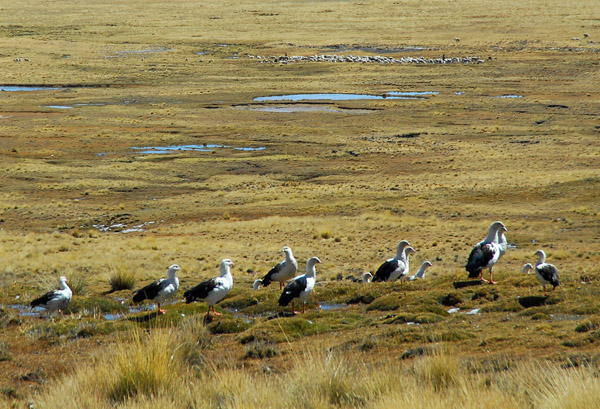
xmin=522 ymin=250 xmax=560 ymax=295
xmin=465 ymin=221 xmax=507 ymax=283
xmin=407 ymin=261 xmax=433 ymax=281
xmin=395 ymin=246 xmax=416 ymax=281
xmin=497 ymin=227 xmax=508 ymax=258
xmin=184 ymin=259 xmax=234 ymax=319
xmin=253 ymin=246 xmax=298 ymax=290
xmin=133 ymin=264 xmax=180 ymax=315
xmin=372 ymin=240 xmax=414 ymax=282
xmin=30 ymin=276 xmax=72 ymax=315
xmin=278 ymin=257 xmax=320 ymax=314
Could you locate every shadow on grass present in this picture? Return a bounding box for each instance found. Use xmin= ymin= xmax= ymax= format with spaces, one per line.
xmin=125 ymin=312 xmax=160 ymax=323
xmin=453 ymin=280 xmax=483 ymax=289
xmin=517 ymin=296 xmax=547 ymax=308
xmin=266 ymin=311 xmax=300 ymax=320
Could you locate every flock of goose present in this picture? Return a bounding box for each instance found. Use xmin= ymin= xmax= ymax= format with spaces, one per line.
xmin=29 ymin=221 xmax=561 ymax=319
xmin=249 ymin=54 xmax=485 ymax=65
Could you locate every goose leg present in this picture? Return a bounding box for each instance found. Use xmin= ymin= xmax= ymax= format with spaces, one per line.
xmin=212 ymin=305 xmax=222 ymax=316
xmin=489 ymin=268 xmax=496 ymax=285
xmin=480 ymin=271 xmax=489 ymax=282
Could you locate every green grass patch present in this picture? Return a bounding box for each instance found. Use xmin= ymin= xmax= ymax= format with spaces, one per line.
xmin=64 ymin=295 xmax=129 ymax=314
xmin=366 ymin=294 xmax=401 ymax=311
xmin=208 ymin=316 xmax=251 ymax=334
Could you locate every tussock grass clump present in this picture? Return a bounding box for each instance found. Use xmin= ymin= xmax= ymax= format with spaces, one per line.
xmin=574 ymin=319 xmax=600 ymax=333
xmin=101 ymin=328 xmax=181 ymax=402
xmin=173 ymin=315 xmax=212 ymax=367
xmin=285 ymin=350 xmax=388 ymax=407
xmin=243 ymin=341 xmax=278 ymax=359
xmin=108 ymin=268 xmax=137 ymax=292
xmin=67 ymin=270 xmax=90 ymax=296
xmin=412 ymin=349 xmax=461 ymax=391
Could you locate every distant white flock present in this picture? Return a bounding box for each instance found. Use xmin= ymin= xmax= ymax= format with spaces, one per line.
xmin=29 ymin=221 xmax=560 ymax=319
xmin=249 ymin=54 xmax=485 ymax=65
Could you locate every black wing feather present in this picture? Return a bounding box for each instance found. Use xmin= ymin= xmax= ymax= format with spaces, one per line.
xmin=538 ymin=264 xmax=560 ymax=288
xmin=133 ymin=279 xmax=169 ymax=303
xmin=183 ymin=278 xmax=218 ymax=303
xmin=278 ymin=276 xmax=307 ymax=306
xmin=260 ymin=262 xmax=284 ymax=287
xmin=372 ymin=259 xmax=399 ymax=282
xmin=30 ymin=290 xmax=60 ymax=308
xmin=465 ymin=243 xmax=494 ymax=277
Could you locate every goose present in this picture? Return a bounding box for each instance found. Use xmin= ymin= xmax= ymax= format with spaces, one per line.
xmin=522 ymin=250 xmax=560 ymax=295
xmin=407 ymin=261 xmax=433 ymax=281
xmin=372 ymin=240 xmax=413 ymax=282
xmin=253 ymin=246 xmax=298 ymax=290
xmin=184 ymin=259 xmax=234 ymax=319
xmin=395 ymin=246 xmax=416 ymax=281
xmin=497 ymin=227 xmax=508 ymax=258
xmin=132 ymin=264 xmax=180 ymax=315
xmin=30 ymin=276 xmax=72 ymax=315
xmin=465 ymin=221 xmax=507 ymax=283
xmin=278 ymin=257 xmax=320 ymax=314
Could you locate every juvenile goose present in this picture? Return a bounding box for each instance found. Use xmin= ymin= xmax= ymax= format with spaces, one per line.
xmin=522 ymin=250 xmax=560 ymax=296
xmin=407 ymin=261 xmax=433 ymax=281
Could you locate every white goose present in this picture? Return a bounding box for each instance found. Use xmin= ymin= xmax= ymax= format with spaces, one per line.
xmin=372 ymin=241 xmax=415 ymax=282
xmin=253 ymin=246 xmax=298 ymax=290
xmin=278 ymin=257 xmax=320 ymax=314
xmin=465 ymin=221 xmax=507 ymax=283
xmin=30 ymin=276 xmax=72 ymax=315
xmin=407 ymin=261 xmax=433 ymax=281
xmin=184 ymin=259 xmax=234 ymax=319
xmin=522 ymin=250 xmax=560 ymax=296
xmin=132 ymin=264 xmax=181 ymax=315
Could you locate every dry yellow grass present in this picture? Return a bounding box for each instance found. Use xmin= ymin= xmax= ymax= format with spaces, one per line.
xmin=34 ymin=324 xmax=600 ymax=409
xmin=1 ymin=0 xmax=600 ymax=406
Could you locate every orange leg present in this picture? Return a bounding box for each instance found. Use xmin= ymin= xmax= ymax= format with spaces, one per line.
xmin=157 ymin=303 xmax=167 ymax=315
xmin=480 ymin=271 xmax=489 ymax=283
xmin=212 ymin=305 xmax=222 ymax=316
xmin=489 ymin=268 xmax=496 ymax=285
xmin=291 ymin=300 xmax=298 ymax=315
xmin=302 ymin=302 xmax=306 ymax=314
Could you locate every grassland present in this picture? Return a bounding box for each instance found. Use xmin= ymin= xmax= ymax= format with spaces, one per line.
xmin=1 ymin=0 xmax=600 ymax=407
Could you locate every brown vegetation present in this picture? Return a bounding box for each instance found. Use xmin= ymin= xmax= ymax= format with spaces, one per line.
xmin=1 ymin=0 xmax=599 ymax=407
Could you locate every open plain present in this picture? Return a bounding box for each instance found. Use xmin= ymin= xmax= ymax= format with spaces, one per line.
xmin=1 ymin=0 xmax=600 ymax=407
